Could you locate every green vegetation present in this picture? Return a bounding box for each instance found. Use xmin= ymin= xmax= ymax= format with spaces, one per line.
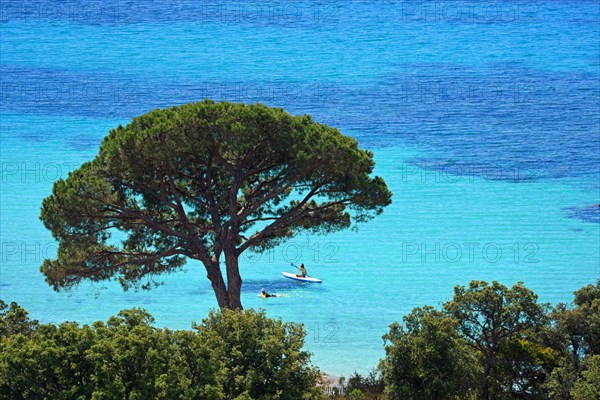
xmin=1 ymin=280 xmax=597 ymax=399
xmin=39 ymin=100 xmax=391 ymax=309
xmin=0 ymin=302 xmax=323 ymax=399
xmin=445 ymin=281 xmax=551 ymax=399
xmin=570 ymin=355 xmax=600 ymax=400
xmin=380 ymin=306 xmax=477 ymax=399
xmin=328 ymin=280 xmax=598 ymax=400
xmin=377 ymin=280 xmax=600 ymax=400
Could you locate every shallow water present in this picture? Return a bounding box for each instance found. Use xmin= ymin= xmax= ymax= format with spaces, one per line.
xmin=1 ymin=0 xmax=599 ymax=375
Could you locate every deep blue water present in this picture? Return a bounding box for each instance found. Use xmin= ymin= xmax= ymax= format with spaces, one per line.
xmin=1 ymin=0 xmax=599 ymax=375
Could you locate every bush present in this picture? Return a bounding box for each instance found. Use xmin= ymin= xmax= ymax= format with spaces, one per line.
xmin=380 ymin=281 xmax=600 ymax=400
xmin=0 ymin=301 xmax=38 ymax=338
xmin=379 ymin=306 xmax=477 ymax=400
xmin=346 ymin=388 xmax=365 ymax=400
xmin=571 ymin=355 xmax=600 ymax=400
xmin=196 ymin=308 xmax=323 ymax=400
xmin=0 ymin=308 xmax=224 ymax=399
xmin=0 ymin=305 xmax=322 ymax=400
xmin=346 ymin=371 xmax=384 ymax=398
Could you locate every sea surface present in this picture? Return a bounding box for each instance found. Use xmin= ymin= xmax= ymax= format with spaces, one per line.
xmin=1 ymin=0 xmax=599 ymax=376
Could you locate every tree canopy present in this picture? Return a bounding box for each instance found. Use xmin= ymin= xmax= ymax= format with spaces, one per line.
xmin=40 ymin=100 xmax=391 ymax=308
xmin=0 ymin=301 xmax=323 ymax=400
xmin=2 ymin=281 xmax=598 ymax=399
xmin=444 ymin=281 xmax=550 ymax=400
xmin=380 ymin=306 xmax=477 ymax=400
xmin=544 ymin=281 xmax=600 ymax=399
xmin=379 ymin=280 xmax=578 ymax=400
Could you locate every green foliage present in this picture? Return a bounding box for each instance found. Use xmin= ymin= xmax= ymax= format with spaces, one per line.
xmin=0 ymin=300 xmax=38 ymax=338
xmin=345 ymin=370 xmax=383 ymax=397
xmin=494 ymin=334 xmax=560 ymax=399
xmin=543 ymin=280 xmax=600 ymax=399
xmin=85 ymin=309 xmax=224 ymax=399
xmin=558 ymin=280 xmax=600 ymax=357
xmin=0 ymin=305 xmax=322 ymax=399
xmin=346 ymin=388 xmax=365 ymax=400
xmin=444 ymin=281 xmax=551 ymax=399
xmin=39 ymin=100 xmax=391 ymax=309
xmin=378 ymin=279 xmax=600 ymax=400
xmin=0 ymin=307 xmax=223 ymax=399
xmin=380 ymin=306 xmax=478 ymax=400
xmin=571 ymin=355 xmax=600 ymax=400
xmin=544 ymin=356 xmax=580 ymax=400
xmin=196 ymin=308 xmax=323 ymax=400
xmin=4 ymin=281 xmax=597 ymax=399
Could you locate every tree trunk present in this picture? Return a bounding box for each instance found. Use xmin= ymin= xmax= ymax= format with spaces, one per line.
xmin=482 ymin=350 xmax=493 ymax=400
xmin=204 ymin=260 xmax=230 ymax=309
xmin=203 ymin=251 xmax=243 ymax=310
xmin=224 ymin=248 xmax=243 ymax=310
xmin=482 ymin=368 xmax=490 ymax=400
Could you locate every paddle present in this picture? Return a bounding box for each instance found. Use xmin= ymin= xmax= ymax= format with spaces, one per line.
xmin=290 ymin=262 xmax=310 ymax=277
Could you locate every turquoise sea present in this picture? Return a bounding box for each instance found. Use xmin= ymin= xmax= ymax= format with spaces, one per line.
xmin=1 ymin=1 xmax=599 ymax=375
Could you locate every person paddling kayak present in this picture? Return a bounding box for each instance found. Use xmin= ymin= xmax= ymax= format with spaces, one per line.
xmin=296 ymin=263 xmax=308 ymax=278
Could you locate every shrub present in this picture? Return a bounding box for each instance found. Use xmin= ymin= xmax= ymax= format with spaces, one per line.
xmin=196 ymin=308 xmax=323 ymax=400
xmin=0 ymin=306 xmax=322 ymax=400
xmin=346 ymin=388 xmax=365 ymax=400
xmin=379 ymin=306 xmax=477 ymax=400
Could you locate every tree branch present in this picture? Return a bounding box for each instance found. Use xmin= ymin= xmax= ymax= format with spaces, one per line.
xmin=237 ymin=183 xmax=327 ymax=253
xmin=164 ymin=169 xmax=212 ymax=264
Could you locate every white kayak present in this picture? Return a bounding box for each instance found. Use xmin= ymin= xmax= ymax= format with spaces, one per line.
xmin=281 ymin=272 xmax=322 ymax=283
